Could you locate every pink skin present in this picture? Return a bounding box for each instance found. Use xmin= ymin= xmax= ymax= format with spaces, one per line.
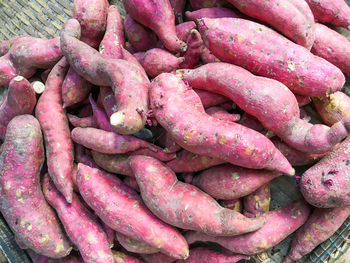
xmin=194 ymin=89 xmax=228 ymax=108
xmin=0 ymin=36 xmax=22 ymax=56
xmin=200 ymin=46 xmax=220 ymax=64
xmin=71 ymin=127 xmax=156 ymax=154
xmin=99 ymin=5 xmax=125 ymax=60
xmin=284 ymin=207 xmax=350 ymax=263
xmin=300 ymin=136 xmax=350 ymax=208
xmin=62 ymin=67 xmax=91 ymax=108
xmin=112 ymin=251 xmax=143 ymax=263
xmin=179 ymin=30 xmax=203 ymax=69
xmin=0 ymin=115 xmax=72 ymax=258
xmin=35 ymin=58 xmax=74 ymax=203
xmin=243 ymin=184 xmax=271 ymax=217
xmin=312 ymin=23 xmax=350 ymax=74
xmin=186 ymin=7 xmax=243 ymax=20
xmin=0 ymin=76 xmax=36 ymax=141
xmin=130 ymin=146 xmax=177 ymax=162
xmin=73 ymin=0 xmax=108 ymax=48
xmin=116 ymin=232 xmax=160 ymax=254
xmin=0 ymin=37 xmax=62 ymax=86
xmin=27 ymin=250 xmax=83 ymax=263
xmin=164 ymin=132 xmax=182 ymax=153
xmin=185 ymin=200 xmax=310 ymax=255
xmin=226 ymin=0 xmax=315 ymax=49
xmin=176 ymin=22 xmax=197 ymax=42
xmin=74 ymin=144 xmax=99 ymax=169
xmin=239 ymin=113 xmax=270 ymax=137
xmin=129 ymin=155 xmax=266 ymax=236
xmin=89 ymin=94 xmax=114 ymax=132
xmin=124 ymin=15 xmax=158 ymax=52
xmin=180 ymin=63 xmax=350 ymax=153
xmin=313 ymin=91 xmax=350 ymax=126
xmin=100 ymin=221 xmax=115 ymax=248
xmin=175 ymin=247 xmax=249 ymax=263
xmin=122 ymin=0 xmax=187 ymax=53
xmin=305 ymin=0 xmax=350 ymax=29
xmin=197 ymin=18 xmax=344 ymax=97
xmin=77 ymin=164 xmax=190 ymax=259
xmin=91 ymin=151 xmax=133 ymax=176
xmin=192 ymin=164 xmax=280 ymax=200
xmin=170 ymin=0 xmax=186 ymax=23
xmin=219 ymin=199 xmax=242 ymax=212
xmin=42 ymin=176 xmax=114 ymax=263
xmin=190 ymin=0 xmax=227 ymax=10
xmin=141 ymin=253 xmax=176 ymax=263
xmin=100 ymin=86 xmax=116 ymax=118
xmin=134 ymin=48 xmax=184 ymax=78
xmin=124 ymin=177 xmax=140 ymax=192
xmin=67 ymin=114 xmax=97 ymax=128
xmin=41 ymin=68 xmax=51 ymax=83
xmin=60 ymin=19 xmax=149 ymax=135
xmin=206 ymin=106 xmax=240 ymax=122
xmin=295 ymin=94 xmax=311 ymax=107
xmin=151 ymin=73 xmax=294 ymax=174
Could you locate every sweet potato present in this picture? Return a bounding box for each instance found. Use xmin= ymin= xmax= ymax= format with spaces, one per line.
xmin=130 ymin=147 xmax=176 ymax=162
xmin=122 ymin=0 xmax=187 ymax=53
xmin=91 ymin=151 xmax=133 ymax=176
xmin=239 ymin=113 xmax=267 ymax=134
xmin=300 ymin=136 xmax=350 ymax=208
xmin=124 ymin=15 xmax=158 ymax=52
xmin=194 ymin=89 xmax=228 ymax=108
xmin=180 ymin=62 xmax=350 ymax=153
xmin=100 ymin=221 xmax=115 ymax=248
xmin=74 ymin=144 xmax=99 ymax=169
xmin=295 ymin=94 xmax=311 ymax=107
xmin=243 ymin=184 xmax=270 ymax=217
xmin=123 ymin=177 xmax=140 ymax=192
xmin=89 ymin=94 xmax=114 ymax=132
xmin=41 ymin=68 xmax=51 ymax=83
xmin=0 ymin=36 xmax=62 ymax=86
xmin=151 ymin=73 xmax=294 ymax=174
xmin=76 ymin=164 xmax=189 ymax=259
xmin=163 ymin=132 xmax=182 ymax=153
xmin=134 ymin=49 xmax=184 ymax=78
xmin=67 ymin=114 xmax=97 ymax=128
xmin=185 ymin=200 xmax=310 ymax=255
xmin=43 ymin=176 xmax=114 ymax=263
xmin=200 ymin=46 xmax=219 ymax=64
xmin=226 ymin=0 xmax=315 ymax=49
xmin=313 ymin=92 xmax=350 ymax=126
xmin=305 ymin=0 xmax=350 ymax=28
xmin=141 ymin=253 xmax=176 ymax=263
xmin=61 ymin=19 xmax=149 ymax=134
xmin=311 ymin=23 xmax=350 ymax=75
xmin=112 ymin=251 xmax=143 ymax=263
xmin=27 ymin=250 xmax=83 ymax=263
xmin=179 ymin=30 xmax=202 ymax=69
xmin=35 ymin=58 xmax=74 ymax=203
xmin=0 ymin=115 xmax=72 ymax=258
xmin=191 ymin=164 xmax=280 ymax=200
xmin=130 ymin=155 xmax=266 ymax=236
xmin=0 ymin=76 xmax=36 ymax=141
xmin=284 ymin=207 xmax=350 ymax=263
xmin=116 ymin=232 xmax=160 ymax=254
xmin=170 ymin=0 xmax=186 ymax=23
xmin=176 ymin=21 xmax=197 ymax=42
xmin=0 ymin=36 xmax=21 ymax=56
xmin=219 ymin=199 xmax=242 ymax=212
xmin=186 ymin=7 xmax=242 ymax=20
xmin=175 ymin=247 xmax=249 ymax=263
xmin=98 ymin=87 xmax=116 ymax=118
xmin=206 ymin=106 xmax=240 ymax=122
xmin=190 ymin=0 xmax=227 ymax=10
xmin=197 ymin=18 xmax=345 ymax=97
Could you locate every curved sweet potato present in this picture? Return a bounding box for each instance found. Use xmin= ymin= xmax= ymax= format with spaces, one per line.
xmin=67 ymin=114 xmax=97 ymax=128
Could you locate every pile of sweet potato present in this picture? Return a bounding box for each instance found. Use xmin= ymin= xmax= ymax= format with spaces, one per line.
xmin=0 ymin=0 xmax=350 ymax=262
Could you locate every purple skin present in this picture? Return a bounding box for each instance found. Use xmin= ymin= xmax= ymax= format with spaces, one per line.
xmin=99 ymin=86 xmax=117 ymax=118
xmin=219 ymin=199 xmax=242 ymax=213
xmin=185 ymin=200 xmax=310 ymax=255
xmin=101 ymin=221 xmax=115 ymax=248
xmin=295 ymin=94 xmax=311 ymax=107
xmin=74 ymin=144 xmax=99 ymax=169
xmin=122 ymin=0 xmax=187 ymax=53
xmin=194 ymin=89 xmax=228 ymax=108
xmin=0 ymin=115 xmax=72 ymax=258
xmin=116 ymin=232 xmax=160 ymax=254
xmin=123 ymin=177 xmax=140 ymax=192
xmin=150 ymin=73 xmax=294 ymax=174
xmin=0 ymin=76 xmax=36 ymax=141
xmin=170 ymin=0 xmax=186 ymax=23
xmin=89 ymin=94 xmax=114 ymax=132
xmin=243 ymin=184 xmax=271 ymax=218
xmin=42 ymin=176 xmax=114 ymax=263
xmin=179 ymin=30 xmax=203 ymax=69
xmin=124 ymin=15 xmax=158 ymax=52
xmin=300 ymin=135 xmax=350 ymax=208
xmin=186 ymin=7 xmax=243 ymax=20
xmin=67 ymin=114 xmax=98 ymax=128
xmin=180 ymin=63 xmax=350 ymax=153
xmin=197 ymin=18 xmax=345 ymax=97
xmin=176 ymin=22 xmax=197 ymax=42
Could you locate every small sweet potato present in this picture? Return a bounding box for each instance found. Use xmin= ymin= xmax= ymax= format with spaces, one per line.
xmin=0 ymin=115 xmax=72 ymax=258
xmin=179 ymin=30 xmax=203 ymax=69
xmin=116 ymin=232 xmax=160 ymax=254
xmin=284 ymin=207 xmax=350 ymax=263
xmin=185 ymin=200 xmax=310 ymax=255
xmin=186 ymin=7 xmax=242 ymax=20
xmin=67 ymin=114 xmax=97 ymax=128
xmin=0 ymin=76 xmax=36 ymax=141
xmin=89 ymin=94 xmax=114 ymax=132
xmin=43 ymin=176 xmax=114 ymax=263
xmin=192 ymin=164 xmax=280 ymax=200
xmin=130 ymin=155 xmax=266 ymax=236
xmin=219 ymin=199 xmax=242 ymax=213
xmin=243 ymin=184 xmax=271 ymax=217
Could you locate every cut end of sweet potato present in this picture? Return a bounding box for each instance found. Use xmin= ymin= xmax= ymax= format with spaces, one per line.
xmin=31 ymin=81 xmax=45 ymax=94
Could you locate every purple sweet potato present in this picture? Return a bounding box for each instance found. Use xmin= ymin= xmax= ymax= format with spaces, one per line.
xmin=206 ymin=106 xmax=240 ymax=122
xmin=122 ymin=0 xmax=187 ymax=53
xmin=112 ymin=251 xmax=143 ymax=263
xmin=134 ymin=48 xmax=184 ymax=78
xmin=226 ymin=0 xmax=315 ymax=49
xmin=180 ymin=62 xmax=350 ymax=153
xmin=76 ymin=164 xmax=189 ymax=259
xmin=179 ymin=30 xmax=202 ymax=69
xmin=89 ymin=94 xmax=114 ymax=132
xmin=300 ymin=136 xmax=350 ymax=208
xmin=61 ymin=19 xmax=149 ymax=134
xmin=124 ymin=15 xmax=158 ymax=52
xmin=305 ymin=0 xmax=350 ymax=28
xmin=190 ymin=0 xmax=227 ymax=10
xmin=170 ymin=0 xmax=186 ymax=23
xmin=67 ymin=114 xmax=97 ymax=128
xmin=284 ymin=207 xmax=350 ymax=263
xmin=219 ymin=199 xmax=242 ymax=212
xmin=43 ymin=176 xmax=114 ymax=263
xmin=35 ymin=58 xmax=74 ymax=203
xmin=0 ymin=76 xmax=36 ymax=140
xmin=185 ymin=200 xmax=310 ymax=255
xmin=191 ymin=164 xmax=280 ymax=200
xmin=91 ymin=151 xmax=133 ymax=176
xmin=175 ymin=247 xmax=249 ymax=263
xmin=130 ymin=155 xmax=266 ymax=236
xmin=194 ymin=89 xmax=228 ymax=108
xmin=150 ymin=73 xmax=294 ymax=174
xmin=197 ymin=18 xmax=344 ymax=97
xmin=186 ymin=7 xmax=242 ymax=20
xmin=123 ymin=177 xmax=140 ymax=192
xmin=116 ymin=232 xmax=159 ymax=254
xmin=243 ymin=184 xmax=271 ymax=217
xmin=0 ymin=115 xmax=72 ymax=258
xmin=311 ymin=23 xmax=350 ymax=75
xmin=0 ymin=36 xmax=62 ymax=86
